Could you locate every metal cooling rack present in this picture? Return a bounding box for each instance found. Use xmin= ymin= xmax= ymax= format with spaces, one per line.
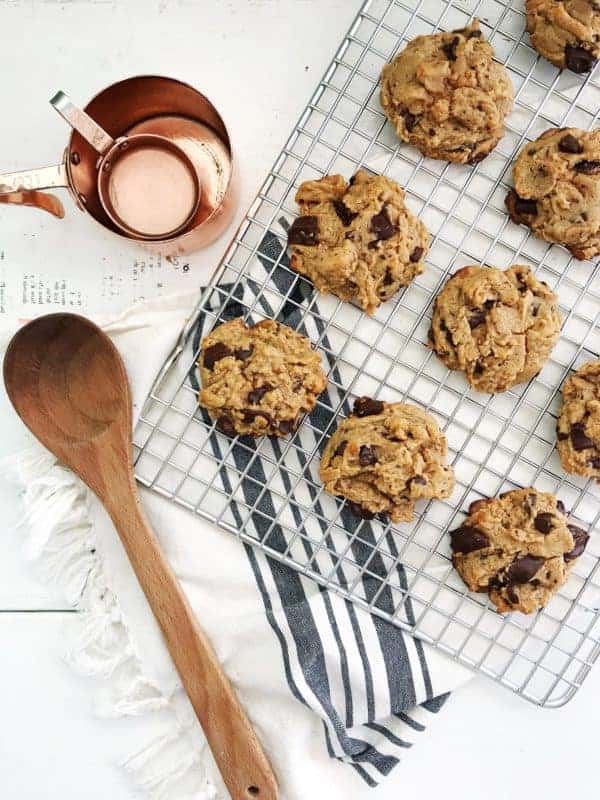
xmin=133 ymin=0 xmax=600 ymax=707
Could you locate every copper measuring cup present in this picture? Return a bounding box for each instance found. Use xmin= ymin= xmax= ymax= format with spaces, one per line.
xmin=0 ymin=76 xmax=237 ymax=256
xmin=50 ymin=90 xmax=201 ymax=241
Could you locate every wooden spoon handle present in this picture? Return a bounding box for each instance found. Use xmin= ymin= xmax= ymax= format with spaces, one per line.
xmin=107 ymin=489 xmax=278 ymax=800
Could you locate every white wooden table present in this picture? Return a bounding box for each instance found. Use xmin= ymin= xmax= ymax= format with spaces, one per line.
xmin=1 ymin=2 xmax=599 ymax=799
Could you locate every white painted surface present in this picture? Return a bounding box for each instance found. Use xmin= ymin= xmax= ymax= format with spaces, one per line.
xmin=1 ymin=2 xmax=599 ymax=799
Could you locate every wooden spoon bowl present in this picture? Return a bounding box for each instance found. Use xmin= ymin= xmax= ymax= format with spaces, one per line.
xmin=4 ymin=313 xmax=278 ymax=800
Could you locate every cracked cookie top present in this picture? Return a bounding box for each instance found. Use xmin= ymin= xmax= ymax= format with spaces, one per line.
xmin=287 ymin=170 xmax=429 ymax=315
xmin=451 ymin=488 xmax=588 ymax=614
xmin=380 ymin=20 xmax=513 ymax=164
xmin=320 ymin=397 xmax=455 ymax=523
xmin=506 ymin=127 xmax=600 ymax=261
xmin=557 ymin=358 xmax=600 ymax=478
xmin=429 ymin=264 xmax=561 ymax=394
xmin=526 ymin=0 xmax=600 ymax=72
xmin=199 ymin=317 xmax=327 ymax=438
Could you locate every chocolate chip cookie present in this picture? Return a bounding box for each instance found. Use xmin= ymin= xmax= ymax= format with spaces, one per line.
xmin=429 ymin=265 xmax=561 ymax=394
xmin=526 ymin=0 xmax=600 ymax=73
xmin=320 ymin=397 xmax=455 ymax=523
xmin=451 ymin=488 xmax=589 ymax=614
xmin=557 ymin=359 xmax=600 ymax=478
xmin=506 ymin=127 xmax=600 ymax=261
xmin=287 ymin=170 xmax=428 ymax=315
xmin=199 ymin=317 xmax=327 ymax=437
xmin=380 ymin=20 xmax=513 ymax=164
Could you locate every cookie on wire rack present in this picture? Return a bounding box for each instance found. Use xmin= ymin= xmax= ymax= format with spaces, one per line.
xmin=380 ymin=19 xmax=513 ymax=164
xmin=428 ymin=264 xmax=561 ymax=394
xmin=557 ymin=359 xmax=600 ymax=479
xmin=526 ymin=0 xmax=600 ymax=73
xmin=287 ymin=170 xmax=429 ymax=315
xmin=506 ymin=127 xmax=600 ymax=261
xmin=198 ymin=317 xmax=327 ymax=438
xmin=320 ymin=397 xmax=455 ymax=523
xmin=450 ymin=488 xmax=589 ymax=614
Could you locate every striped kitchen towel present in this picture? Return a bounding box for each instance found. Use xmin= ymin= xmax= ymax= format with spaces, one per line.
xmin=171 ymin=222 xmax=472 ymax=788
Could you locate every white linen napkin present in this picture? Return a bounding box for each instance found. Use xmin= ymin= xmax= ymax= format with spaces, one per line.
xmin=6 ymin=291 xmax=472 ymax=800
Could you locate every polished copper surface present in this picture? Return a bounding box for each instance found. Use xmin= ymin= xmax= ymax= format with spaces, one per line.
xmin=66 ymin=75 xmax=236 ymax=255
xmin=0 ymin=76 xmax=237 ymax=256
xmin=0 ymin=163 xmax=68 ymax=218
xmin=99 ymin=135 xmax=200 ymax=240
xmin=0 ymin=189 xmax=65 ymax=218
xmin=126 ymin=116 xmax=232 ymax=230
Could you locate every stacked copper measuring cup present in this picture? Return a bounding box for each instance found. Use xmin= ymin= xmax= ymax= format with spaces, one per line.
xmin=0 ymin=76 xmax=238 ymax=256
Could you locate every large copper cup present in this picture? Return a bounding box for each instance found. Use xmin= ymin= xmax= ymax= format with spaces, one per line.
xmin=0 ymin=76 xmax=237 ymax=257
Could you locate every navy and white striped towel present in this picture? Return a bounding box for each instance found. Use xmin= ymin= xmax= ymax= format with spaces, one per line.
xmin=72 ymin=226 xmax=473 ymax=799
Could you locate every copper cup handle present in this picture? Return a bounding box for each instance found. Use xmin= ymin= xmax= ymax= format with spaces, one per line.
xmin=50 ymin=91 xmax=114 ymax=154
xmin=0 ymin=90 xmax=113 ymax=221
xmin=0 ymin=163 xmax=68 ymax=219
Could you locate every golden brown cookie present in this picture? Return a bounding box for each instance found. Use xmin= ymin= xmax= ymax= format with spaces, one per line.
xmin=429 ymin=265 xmax=561 ymax=394
xmin=557 ymin=359 xmax=600 ymax=478
xmin=506 ymin=127 xmax=600 ymax=260
xmin=526 ymin=0 xmax=600 ymax=72
xmin=287 ymin=170 xmax=428 ymax=315
xmin=450 ymin=488 xmax=589 ymax=614
xmin=380 ymin=20 xmax=513 ymax=164
xmin=198 ymin=317 xmax=327 ymax=437
xmin=320 ymin=397 xmax=455 ymax=523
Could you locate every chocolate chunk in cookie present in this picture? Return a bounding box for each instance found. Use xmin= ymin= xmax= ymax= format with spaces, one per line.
xmin=217 ymin=415 xmax=237 ymax=437
xmin=333 ymin=440 xmax=347 ymax=458
xmin=450 ymin=526 xmax=490 ymax=553
xmin=401 ymin=108 xmax=418 ymax=132
xmin=370 ymin=206 xmax=397 ymax=241
xmin=333 ymin=200 xmax=358 ymax=227
xmin=575 ymin=159 xmax=600 ymax=175
xmin=203 ymin=342 xmax=233 ymax=370
xmin=559 ymin=133 xmax=584 ymax=154
xmin=565 ymin=525 xmax=590 ymax=561
xmin=247 ymin=385 xmax=271 ymax=405
xmin=354 ymin=396 xmax=385 ymax=417
xmin=505 ymin=555 xmax=546 ymax=586
xmin=358 ymin=444 xmax=379 ymax=466
xmin=234 ymin=346 xmax=253 ymax=361
xmin=278 ymin=419 xmax=297 ymax=435
xmin=572 ymin=44 xmax=597 ymax=71
xmin=505 ymin=189 xmax=538 ymax=223
xmin=442 ymin=35 xmax=460 ymax=61
xmin=570 ymin=422 xmax=594 ymax=451
xmin=565 ymin=44 xmax=597 ymax=73
xmin=534 ymin=512 xmax=556 ymax=533
xmin=288 ymin=215 xmax=319 ymax=246
xmin=468 ymin=299 xmax=495 ymax=330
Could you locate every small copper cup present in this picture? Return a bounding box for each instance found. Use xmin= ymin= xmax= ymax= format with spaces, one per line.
xmin=0 ymin=76 xmax=238 ymax=256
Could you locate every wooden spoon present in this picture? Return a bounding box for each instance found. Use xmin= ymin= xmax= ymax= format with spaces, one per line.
xmin=4 ymin=313 xmax=278 ymax=800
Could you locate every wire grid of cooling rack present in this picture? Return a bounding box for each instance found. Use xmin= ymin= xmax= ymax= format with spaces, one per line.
xmin=133 ymin=0 xmax=600 ymax=707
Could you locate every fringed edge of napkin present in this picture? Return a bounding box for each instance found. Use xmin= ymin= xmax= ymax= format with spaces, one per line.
xmin=2 ymin=447 xmax=218 ymax=800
